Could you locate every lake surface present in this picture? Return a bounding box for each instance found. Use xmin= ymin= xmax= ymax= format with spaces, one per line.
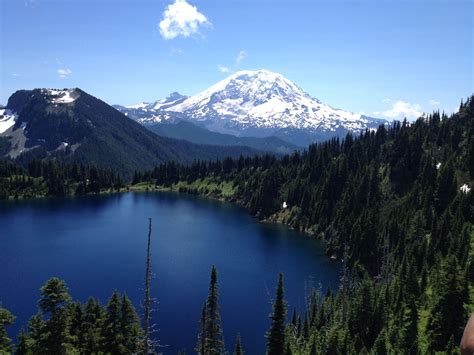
xmin=0 ymin=192 xmax=339 ymax=354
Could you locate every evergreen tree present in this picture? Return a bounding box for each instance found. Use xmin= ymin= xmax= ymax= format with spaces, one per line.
xmin=204 ymin=265 xmax=225 ymax=355
xmin=0 ymin=306 xmax=15 ymax=353
xmin=38 ymin=278 xmax=72 ymax=353
xmin=14 ymin=329 xmax=31 ymax=355
xmin=82 ymin=298 xmax=104 ymax=354
xmin=25 ymin=313 xmax=45 ymax=354
xmin=196 ymin=266 xmax=225 ymax=355
xmin=196 ymin=303 xmax=207 ymax=355
xmin=103 ymin=290 xmax=124 ymax=354
xmin=399 ymin=299 xmax=418 ymax=354
xmin=266 ymin=273 xmax=287 ymax=355
xmin=233 ymin=333 xmax=243 ymax=355
xmin=119 ymin=294 xmax=142 ymax=353
xmin=68 ymin=301 xmax=84 ymax=350
xmin=427 ymin=255 xmax=466 ymax=351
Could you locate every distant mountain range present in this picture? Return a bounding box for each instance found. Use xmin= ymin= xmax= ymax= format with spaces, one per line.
xmin=148 ymin=121 xmax=298 ymax=155
xmin=0 ymin=71 xmax=389 ymax=176
xmin=115 ymin=69 xmax=387 ymax=146
xmin=0 ymin=88 xmax=261 ymax=177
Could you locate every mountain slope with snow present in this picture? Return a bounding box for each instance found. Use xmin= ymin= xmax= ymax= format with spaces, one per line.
xmin=114 ymin=69 xmax=387 ymax=146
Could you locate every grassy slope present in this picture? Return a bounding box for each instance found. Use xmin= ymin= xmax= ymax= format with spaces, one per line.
xmin=131 ymin=177 xmax=236 ymax=199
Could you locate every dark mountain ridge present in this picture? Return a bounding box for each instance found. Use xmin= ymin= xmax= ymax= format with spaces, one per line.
xmin=0 ymin=88 xmax=261 ymax=178
xmin=147 ymin=120 xmax=299 ymax=154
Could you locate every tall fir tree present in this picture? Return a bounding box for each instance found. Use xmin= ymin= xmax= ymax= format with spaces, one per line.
xmin=196 ymin=265 xmax=225 ymax=355
xmin=267 ymin=273 xmax=287 ymax=355
xmin=38 ymin=278 xmax=72 ymax=353
xmin=103 ymin=290 xmax=125 ymax=354
xmin=205 ymin=265 xmax=225 ymax=355
xmin=120 ymin=294 xmax=142 ymax=353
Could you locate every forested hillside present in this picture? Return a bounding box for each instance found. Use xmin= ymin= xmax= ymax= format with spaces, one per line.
xmin=0 ymin=159 xmax=123 ymax=199
xmin=134 ymin=96 xmax=474 ymax=353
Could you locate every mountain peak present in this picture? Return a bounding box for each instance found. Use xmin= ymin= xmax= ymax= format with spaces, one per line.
xmin=114 ymin=70 xmax=386 ymax=145
xmin=166 ymin=92 xmax=186 ymax=100
xmin=150 ymin=92 xmax=188 ymax=110
xmin=228 ymin=69 xmax=280 ymax=78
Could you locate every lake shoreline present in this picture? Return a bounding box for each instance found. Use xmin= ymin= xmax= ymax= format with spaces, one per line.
xmin=2 ymin=181 xmax=338 ymax=261
xmin=126 ymin=182 xmax=339 ymax=262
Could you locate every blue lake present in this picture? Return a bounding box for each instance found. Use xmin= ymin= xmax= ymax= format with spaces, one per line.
xmin=0 ymin=192 xmax=339 ymax=354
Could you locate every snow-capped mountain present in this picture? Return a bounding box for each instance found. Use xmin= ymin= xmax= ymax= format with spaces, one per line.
xmin=0 ymin=89 xmax=79 ymax=134
xmin=115 ymin=70 xmax=386 ymax=146
xmin=113 ymin=92 xmax=187 ymax=125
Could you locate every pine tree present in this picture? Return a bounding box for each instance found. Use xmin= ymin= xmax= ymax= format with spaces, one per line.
xmin=82 ymin=298 xmax=104 ymax=354
xmin=25 ymin=313 xmax=45 ymax=354
xmin=38 ymin=278 xmax=71 ymax=315
xmin=267 ymin=273 xmax=287 ymax=355
xmin=14 ymin=328 xmax=31 ymax=355
xmin=399 ymin=299 xmax=418 ymax=354
xmin=38 ymin=278 xmax=72 ymax=353
xmin=427 ymin=255 xmax=466 ymax=351
xmin=196 ymin=303 xmax=207 ymax=355
xmin=0 ymin=306 xmax=15 ymax=353
xmin=233 ymin=333 xmax=243 ymax=355
xmin=120 ymin=294 xmax=142 ymax=353
xmin=103 ymin=290 xmax=124 ymax=354
xmin=203 ymin=265 xmax=225 ymax=355
xmin=68 ymin=301 xmax=84 ymax=350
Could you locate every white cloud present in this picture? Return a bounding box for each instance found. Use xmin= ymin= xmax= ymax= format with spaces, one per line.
xmin=57 ymin=68 xmax=72 ymax=78
xmin=429 ymin=99 xmax=440 ymax=106
xmin=159 ymin=0 xmax=211 ymax=40
xmin=382 ymin=98 xmax=391 ymax=103
xmin=235 ymin=50 xmax=247 ymax=66
xmin=381 ymin=100 xmax=423 ymax=120
xmin=11 ymin=73 xmax=20 ymax=77
xmin=217 ymin=65 xmax=229 ymax=73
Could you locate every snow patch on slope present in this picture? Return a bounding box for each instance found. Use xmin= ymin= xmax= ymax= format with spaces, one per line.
xmin=41 ymin=89 xmax=79 ymax=104
xmin=126 ymin=102 xmax=150 ymax=109
xmin=0 ymin=108 xmax=17 ymax=133
xmin=166 ymin=69 xmax=376 ymax=132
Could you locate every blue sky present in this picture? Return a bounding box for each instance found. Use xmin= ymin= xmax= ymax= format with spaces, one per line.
xmin=1 ymin=0 xmax=472 ymax=120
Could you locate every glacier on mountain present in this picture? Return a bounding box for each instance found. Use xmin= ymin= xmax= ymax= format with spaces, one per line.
xmin=115 ymin=69 xmax=386 ymax=145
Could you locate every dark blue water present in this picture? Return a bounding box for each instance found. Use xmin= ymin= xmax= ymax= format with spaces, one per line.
xmin=0 ymin=192 xmax=339 ymax=354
